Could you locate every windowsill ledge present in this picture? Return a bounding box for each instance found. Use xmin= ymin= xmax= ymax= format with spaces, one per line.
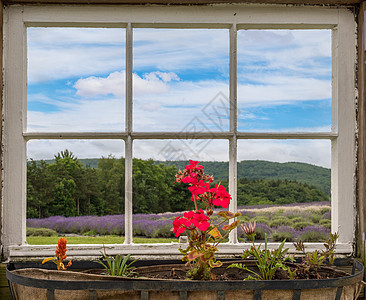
xmin=7 ymin=242 xmax=353 ymax=261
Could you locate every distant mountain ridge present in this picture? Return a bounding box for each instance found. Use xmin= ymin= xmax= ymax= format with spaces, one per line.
xmin=156 ymin=160 xmax=331 ymax=196
xmin=32 ymin=158 xmax=331 ymax=196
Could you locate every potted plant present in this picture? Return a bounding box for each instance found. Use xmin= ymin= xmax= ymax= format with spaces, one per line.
xmin=6 ymin=161 xmax=366 ymax=300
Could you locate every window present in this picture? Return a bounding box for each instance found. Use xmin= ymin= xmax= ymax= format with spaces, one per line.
xmin=2 ymin=4 xmax=356 ymax=259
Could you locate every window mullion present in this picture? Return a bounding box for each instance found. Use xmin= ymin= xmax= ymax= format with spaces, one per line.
xmin=229 ymin=24 xmax=238 ymax=244
xmin=124 ymin=23 xmax=133 ymax=245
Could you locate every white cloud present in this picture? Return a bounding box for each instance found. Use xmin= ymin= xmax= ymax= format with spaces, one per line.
xmin=28 ymin=27 xmax=230 ymax=83
xmin=237 ymin=139 xmax=331 ymax=168
xmin=133 ymin=139 xmax=229 ymax=162
xmin=134 ymin=72 xmax=180 ymax=96
xmin=140 ymin=102 xmax=161 ymax=111
xmin=133 ymin=29 xmax=229 ymax=73
xmin=74 ymin=72 xmax=124 ymax=98
xmin=237 ymin=76 xmax=331 ymax=104
xmin=237 ymin=30 xmax=331 ymax=78
xmin=28 ymin=27 xmax=125 ymax=83
xmin=74 ymin=71 xmax=180 ymax=98
xmin=30 ymin=69 xmax=329 ymax=134
xmin=27 ymin=97 xmax=125 ymax=132
xmin=27 ymin=139 xmax=125 ymax=160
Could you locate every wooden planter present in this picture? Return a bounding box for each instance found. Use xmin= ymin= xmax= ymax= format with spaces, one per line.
xmin=6 ymin=259 xmax=365 ymax=300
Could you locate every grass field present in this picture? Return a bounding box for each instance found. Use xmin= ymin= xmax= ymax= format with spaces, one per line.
xmin=26 ymin=236 xmax=178 ymax=245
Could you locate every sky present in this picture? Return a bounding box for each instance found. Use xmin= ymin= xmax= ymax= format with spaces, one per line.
xmin=26 ymin=27 xmax=332 ymax=168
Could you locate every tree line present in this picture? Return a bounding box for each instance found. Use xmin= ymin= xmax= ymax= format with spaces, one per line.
xmin=158 ymin=160 xmax=331 ymax=196
xmin=27 ymin=150 xmax=329 ymax=218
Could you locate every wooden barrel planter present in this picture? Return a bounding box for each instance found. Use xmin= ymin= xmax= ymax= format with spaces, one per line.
xmin=6 ymin=258 xmax=365 ymax=300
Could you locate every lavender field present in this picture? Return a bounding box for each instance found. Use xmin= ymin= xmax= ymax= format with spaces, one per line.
xmin=27 ymin=201 xmax=332 ymax=242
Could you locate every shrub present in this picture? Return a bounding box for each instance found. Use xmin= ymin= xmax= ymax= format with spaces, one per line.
xmin=273 ymin=209 xmax=285 ymax=217
xmin=26 ymin=227 xmax=58 ymax=237
xmin=250 ymin=216 xmax=270 ymax=226
xmin=322 ymin=211 xmax=331 ymax=220
xmin=151 ymin=224 xmax=174 ymax=238
xmin=316 ymin=206 xmax=331 ymax=215
xmin=271 ymin=226 xmax=296 ymax=242
xmin=83 ymin=230 xmax=98 ymax=236
xmin=290 ymin=217 xmax=306 ymax=224
xmin=319 ymin=219 xmax=331 ymax=230
xmin=309 ymin=214 xmax=322 ymax=224
xmin=26 ymin=227 xmax=35 ymax=236
xmin=110 ymin=227 xmax=124 ymax=236
xmin=238 ymin=210 xmax=255 ymax=219
xmin=292 ymin=221 xmax=313 ymax=230
xmin=252 ymin=223 xmax=272 ymax=240
xmin=268 ymin=217 xmax=291 ymax=228
xmin=238 ymin=215 xmax=250 ymax=223
xmin=298 ymin=226 xmax=330 ymax=242
xmin=283 ymin=211 xmax=303 ymax=219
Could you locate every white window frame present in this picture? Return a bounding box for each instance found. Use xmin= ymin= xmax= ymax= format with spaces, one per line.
xmin=2 ymin=4 xmax=356 ymax=259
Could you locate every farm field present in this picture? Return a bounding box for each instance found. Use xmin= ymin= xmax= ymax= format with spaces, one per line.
xmin=27 ymin=236 xmax=177 ymax=245
xmin=27 ymin=201 xmax=332 ymax=243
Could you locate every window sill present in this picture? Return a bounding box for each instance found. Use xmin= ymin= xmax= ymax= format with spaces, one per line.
xmin=7 ymin=242 xmax=353 ymax=261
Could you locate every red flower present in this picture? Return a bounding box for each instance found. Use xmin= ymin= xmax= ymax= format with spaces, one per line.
xmin=184 ymin=211 xmax=195 ymax=221
xmin=209 ymin=184 xmax=231 ymax=208
xmin=171 ymin=216 xmax=189 ymax=237
xmin=182 ymin=177 xmax=198 ymax=184
xmin=185 ymin=160 xmax=204 ymax=171
xmin=189 ymin=180 xmax=210 ymax=196
xmin=192 ymin=209 xmax=210 ymax=231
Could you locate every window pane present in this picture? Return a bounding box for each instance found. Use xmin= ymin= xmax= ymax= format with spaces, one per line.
xmin=237 ymin=30 xmax=332 ymax=132
xmin=133 ymin=29 xmax=230 ymax=132
xmin=27 ymin=27 xmax=125 ymax=132
xmin=26 ymin=140 xmax=125 ymax=243
xmin=237 ymin=139 xmax=331 ymax=242
xmin=132 ymin=139 xmax=229 ymax=241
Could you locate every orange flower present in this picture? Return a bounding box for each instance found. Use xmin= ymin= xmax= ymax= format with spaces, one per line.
xmin=55 ymin=237 xmax=68 ymax=260
xmin=42 ymin=237 xmax=72 ymax=271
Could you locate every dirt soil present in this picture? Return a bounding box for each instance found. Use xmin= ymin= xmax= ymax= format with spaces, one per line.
xmin=133 ymin=261 xmax=347 ymax=281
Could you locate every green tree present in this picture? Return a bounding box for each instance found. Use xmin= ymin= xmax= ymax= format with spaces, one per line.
xmin=27 ymin=159 xmax=54 ymax=218
xmin=54 ymin=178 xmax=76 ymax=217
xmin=97 ymin=156 xmax=125 ymax=214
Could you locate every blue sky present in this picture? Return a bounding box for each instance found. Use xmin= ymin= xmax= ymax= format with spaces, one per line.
xmin=26 ymin=27 xmax=332 ymax=167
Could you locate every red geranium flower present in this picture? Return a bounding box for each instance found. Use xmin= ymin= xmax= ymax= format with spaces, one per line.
xmin=189 ymin=180 xmax=210 ymax=196
xmin=185 ymin=160 xmax=204 ymax=171
xmin=182 ymin=177 xmax=198 ymax=184
xmin=184 ymin=210 xmax=195 ymax=221
xmin=171 ymin=216 xmax=189 ymax=237
xmin=209 ymin=184 xmax=231 ymax=208
xmin=192 ymin=209 xmax=210 ymax=231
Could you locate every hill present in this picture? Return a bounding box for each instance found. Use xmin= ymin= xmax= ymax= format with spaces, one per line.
xmin=29 ymin=158 xmax=331 ymax=196
xmin=156 ymin=160 xmax=331 ymax=196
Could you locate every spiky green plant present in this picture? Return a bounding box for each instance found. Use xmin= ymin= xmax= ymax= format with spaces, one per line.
xmin=97 ymin=245 xmax=139 ymax=277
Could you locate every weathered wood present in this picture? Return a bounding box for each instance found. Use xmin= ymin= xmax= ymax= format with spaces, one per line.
xmin=23 ymin=131 xmax=338 ymax=140
xmin=228 ymin=24 xmax=238 ymax=243
xmin=7 ymin=242 xmax=354 ymax=260
xmin=6 ymin=260 xmax=365 ymax=300
xmin=357 ymin=0 xmax=366 ymax=295
xmin=1 ymin=0 xmax=363 ymax=6
xmin=124 ymin=23 xmax=133 ymax=245
xmin=0 ymin=0 xmax=3 ymax=257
